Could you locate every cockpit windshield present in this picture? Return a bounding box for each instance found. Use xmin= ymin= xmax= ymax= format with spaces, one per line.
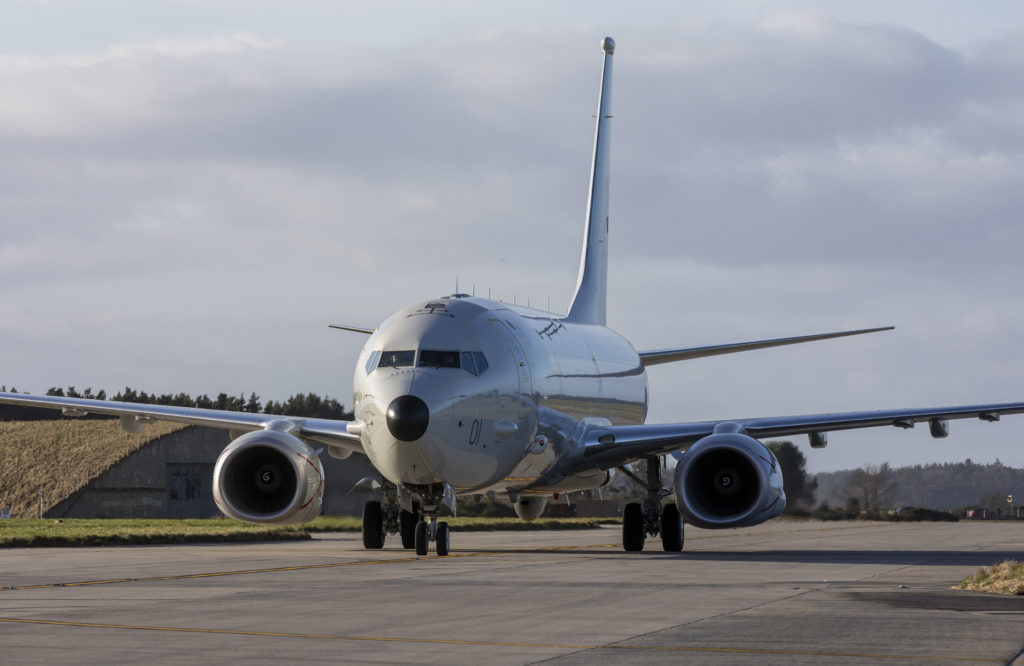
xmin=368 ymin=349 xmax=488 ymax=375
xmin=418 ymin=350 xmax=460 ymax=368
xmin=378 ymin=350 xmax=415 ymax=368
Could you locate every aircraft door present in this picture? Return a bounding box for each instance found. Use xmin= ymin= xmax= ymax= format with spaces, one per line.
xmin=489 ymin=319 xmax=534 ymax=415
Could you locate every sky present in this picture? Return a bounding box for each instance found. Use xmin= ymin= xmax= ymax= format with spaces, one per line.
xmin=2 ymin=1 xmax=1024 ymax=473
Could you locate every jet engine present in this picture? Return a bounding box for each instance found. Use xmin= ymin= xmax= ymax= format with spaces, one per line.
xmin=513 ymin=496 xmax=548 ymax=521
xmin=213 ymin=429 xmax=325 ymax=525
xmin=673 ymin=432 xmax=785 ymax=529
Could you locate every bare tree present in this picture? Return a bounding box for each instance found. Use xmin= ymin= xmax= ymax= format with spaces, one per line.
xmin=846 ymin=463 xmax=894 ymax=512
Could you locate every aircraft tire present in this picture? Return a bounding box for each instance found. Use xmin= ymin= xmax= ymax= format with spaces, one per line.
xmin=661 ymin=503 xmax=684 ymax=552
xmin=436 ymin=521 xmax=450 ymax=556
xmin=414 ymin=520 xmax=429 ymax=556
xmin=400 ymin=509 xmax=418 ymax=549
xmin=622 ymin=502 xmax=644 ymax=552
xmin=362 ymin=501 xmax=385 ymax=549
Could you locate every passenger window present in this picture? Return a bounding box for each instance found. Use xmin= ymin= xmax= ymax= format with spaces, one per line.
xmin=379 ymin=350 xmax=415 ymax=367
xmin=419 ymin=350 xmax=460 ymax=368
xmin=461 ymin=352 xmax=477 ymax=376
xmin=472 ymin=352 xmax=489 ymax=374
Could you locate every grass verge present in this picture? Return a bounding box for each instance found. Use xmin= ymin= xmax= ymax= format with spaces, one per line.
xmin=0 ymin=518 xmax=310 ymax=548
xmin=955 ymin=560 xmax=1024 ymax=595
xmin=0 ymin=516 xmax=614 ymax=547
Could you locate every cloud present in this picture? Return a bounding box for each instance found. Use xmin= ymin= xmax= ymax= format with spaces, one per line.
xmin=1 ymin=13 xmax=1023 ymax=471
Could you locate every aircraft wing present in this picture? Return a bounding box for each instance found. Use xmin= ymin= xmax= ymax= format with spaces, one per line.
xmin=638 ymin=326 xmax=894 ymax=366
xmin=576 ymin=400 xmax=1024 ymax=469
xmin=0 ymin=391 xmax=363 ymax=453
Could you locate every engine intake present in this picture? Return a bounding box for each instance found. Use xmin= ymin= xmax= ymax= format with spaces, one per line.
xmin=213 ymin=429 xmax=325 ymax=525
xmin=673 ymin=432 xmax=785 ymax=529
xmin=513 ymin=496 xmax=548 ymax=521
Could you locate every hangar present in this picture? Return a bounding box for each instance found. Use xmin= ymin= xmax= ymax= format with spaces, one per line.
xmin=0 ymin=420 xmax=377 ymax=519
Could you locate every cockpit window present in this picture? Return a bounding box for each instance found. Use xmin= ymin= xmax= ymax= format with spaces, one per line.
xmin=419 ymin=350 xmax=460 ymax=368
xmin=461 ymin=352 xmax=477 ymax=375
xmin=378 ymin=350 xmax=415 ymax=368
xmin=364 ymin=349 xmax=381 ymax=374
xmin=367 ymin=349 xmax=489 ymax=375
xmin=472 ymin=352 xmax=489 ymax=374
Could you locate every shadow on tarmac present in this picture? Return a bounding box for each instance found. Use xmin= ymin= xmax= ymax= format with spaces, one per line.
xmin=448 ymin=547 xmax=1024 ymax=567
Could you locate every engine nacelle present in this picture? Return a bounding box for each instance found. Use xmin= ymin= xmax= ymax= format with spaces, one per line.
xmin=513 ymin=496 xmax=548 ymax=521
xmin=213 ymin=429 xmax=325 ymax=525
xmin=673 ymin=432 xmax=785 ymax=529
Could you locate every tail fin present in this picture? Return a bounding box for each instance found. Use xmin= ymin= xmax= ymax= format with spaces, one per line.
xmin=567 ymin=37 xmax=615 ymax=326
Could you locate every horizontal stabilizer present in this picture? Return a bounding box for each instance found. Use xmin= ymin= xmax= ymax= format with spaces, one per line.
xmin=639 ymin=326 xmax=894 ymax=367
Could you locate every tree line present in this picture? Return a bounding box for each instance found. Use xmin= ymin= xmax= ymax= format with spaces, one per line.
xmin=0 ymin=385 xmax=353 ymax=421
xmin=814 ymin=458 xmax=1024 ymax=514
xmin=609 ymin=439 xmax=1022 ymax=519
xmin=758 ymin=443 xmax=1024 ymax=517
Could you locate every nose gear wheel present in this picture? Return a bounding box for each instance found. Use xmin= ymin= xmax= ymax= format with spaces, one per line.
xmin=360 ymin=484 xmax=452 ymax=556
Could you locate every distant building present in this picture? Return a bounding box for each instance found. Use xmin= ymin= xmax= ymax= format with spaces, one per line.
xmin=45 ymin=426 xmax=378 ymax=519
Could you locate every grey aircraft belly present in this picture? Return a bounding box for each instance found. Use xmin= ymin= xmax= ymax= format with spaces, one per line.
xmin=3 ymin=36 xmax=1024 ymax=556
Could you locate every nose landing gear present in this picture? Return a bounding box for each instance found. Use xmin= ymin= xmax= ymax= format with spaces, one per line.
xmin=413 ymin=490 xmax=450 ymax=556
xmin=414 ymin=515 xmax=450 ymax=556
xmin=359 ymin=483 xmax=451 ymax=556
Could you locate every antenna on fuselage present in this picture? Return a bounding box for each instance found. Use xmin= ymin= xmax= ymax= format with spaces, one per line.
xmin=566 ymin=36 xmax=614 ymax=326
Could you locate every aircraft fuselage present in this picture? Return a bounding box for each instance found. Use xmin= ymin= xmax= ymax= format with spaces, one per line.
xmin=354 ymin=294 xmax=647 ymax=494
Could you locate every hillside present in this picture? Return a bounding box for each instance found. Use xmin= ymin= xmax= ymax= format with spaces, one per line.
xmin=0 ymin=420 xmax=184 ymax=518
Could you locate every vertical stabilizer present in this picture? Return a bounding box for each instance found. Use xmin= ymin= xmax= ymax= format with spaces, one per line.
xmin=567 ymin=37 xmax=615 ymax=325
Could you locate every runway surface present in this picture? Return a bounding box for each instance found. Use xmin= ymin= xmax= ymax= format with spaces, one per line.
xmin=2 ymin=520 xmax=1024 ymax=664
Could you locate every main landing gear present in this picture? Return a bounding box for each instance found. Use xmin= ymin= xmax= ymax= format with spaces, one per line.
xmin=619 ymin=455 xmax=684 ymax=553
xmin=361 ymin=485 xmax=450 ymax=556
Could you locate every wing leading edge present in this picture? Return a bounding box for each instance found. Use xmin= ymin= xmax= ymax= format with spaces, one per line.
xmin=0 ymin=391 xmax=362 ymax=454
xmin=639 ymin=326 xmax=894 ymax=367
xmin=574 ymin=400 xmax=1024 ymax=470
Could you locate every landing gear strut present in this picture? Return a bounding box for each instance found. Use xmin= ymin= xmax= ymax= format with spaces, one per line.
xmin=360 ymin=482 xmax=406 ymax=549
xmin=413 ymin=489 xmax=450 ymax=556
xmin=619 ymin=455 xmax=684 ymax=552
xmin=360 ymin=485 xmax=450 ymax=556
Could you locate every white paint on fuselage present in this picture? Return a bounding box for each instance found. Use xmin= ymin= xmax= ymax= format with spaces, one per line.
xmin=353 ymin=294 xmax=647 ymax=494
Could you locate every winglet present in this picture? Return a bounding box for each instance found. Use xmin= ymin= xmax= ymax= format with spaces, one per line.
xmin=567 ymin=37 xmax=615 ymax=326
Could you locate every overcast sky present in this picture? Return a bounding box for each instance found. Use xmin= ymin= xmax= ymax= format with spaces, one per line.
xmin=2 ymin=1 xmax=1023 ymax=472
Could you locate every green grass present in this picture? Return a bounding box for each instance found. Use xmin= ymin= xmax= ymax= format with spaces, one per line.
xmin=0 ymin=518 xmax=310 ymax=547
xmin=0 ymin=516 xmax=615 ymax=547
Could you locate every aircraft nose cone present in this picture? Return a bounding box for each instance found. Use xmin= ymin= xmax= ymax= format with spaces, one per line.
xmin=386 ymin=395 xmax=430 ymax=442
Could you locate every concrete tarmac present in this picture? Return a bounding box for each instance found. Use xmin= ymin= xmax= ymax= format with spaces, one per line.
xmin=2 ymin=520 xmax=1024 ymax=664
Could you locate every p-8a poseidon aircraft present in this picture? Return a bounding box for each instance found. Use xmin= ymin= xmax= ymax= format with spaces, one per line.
xmin=3 ymin=37 xmax=1024 ymax=556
